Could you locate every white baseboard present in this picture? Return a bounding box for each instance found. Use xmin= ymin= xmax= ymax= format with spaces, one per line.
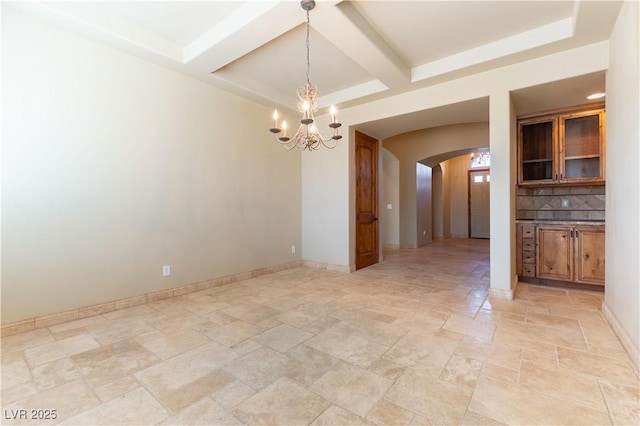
xmin=602 ymin=302 xmax=640 ymax=376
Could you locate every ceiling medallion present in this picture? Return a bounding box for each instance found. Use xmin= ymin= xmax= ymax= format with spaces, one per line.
xmin=269 ymin=0 xmax=342 ymax=151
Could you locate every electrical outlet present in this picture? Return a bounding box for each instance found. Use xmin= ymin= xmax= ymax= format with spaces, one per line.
xmin=561 ymin=199 xmax=569 ymax=208
xmin=387 ymin=204 xmax=393 ymax=210
xmin=291 ymin=245 xmax=296 ymax=254
xmin=162 ymin=265 xmax=171 ymax=277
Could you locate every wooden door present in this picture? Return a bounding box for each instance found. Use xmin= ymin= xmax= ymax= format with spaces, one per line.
xmin=537 ymin=226 xmax=572 ymax=281
xmin=574 ymin=226 xmax=605 ymax=285
xmin=469 ymin=169 xmax=490 ymax=239
xmin=355 ymin=131 xmax=378 ymax=270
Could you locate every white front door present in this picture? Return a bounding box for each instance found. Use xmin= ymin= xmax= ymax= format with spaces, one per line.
xmin=469 ymin=169 xmax=490 ymax=239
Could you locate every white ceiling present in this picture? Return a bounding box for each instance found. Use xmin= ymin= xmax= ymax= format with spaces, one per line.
xmin=5 ymin=1 xmax=621 ymax=140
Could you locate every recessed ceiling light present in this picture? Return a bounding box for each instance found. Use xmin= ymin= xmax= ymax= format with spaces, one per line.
xmin=587 ymin=92 xmax=606 ymax=100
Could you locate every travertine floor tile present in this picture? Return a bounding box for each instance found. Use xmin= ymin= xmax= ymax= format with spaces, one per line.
xmin=6 ymin=379 xmax=100 ymax=424
xmin=134 ymin=328 xmax=209 ymax=360
xmin=160 ymin=397 xmax=242 ymax=425
xmin=223 ymin=346 xmax=298 ymax=390
xmin=72 ymin=339 xmax=158 ymax=387
xmin=252 ymin=323 xmax=313 ymax=353
xmin=61 ymin=387 xmax=168 ymax=425
xmin=470 ymin=376 xmax=611 ymax=425
xmin=31 ymin=358 xmax=81 ymax=391
xmin=599 ymin=381 xmax=640 ymax=425
xmin=461 ymin=410 xmax=507 ymax=425
xmin=210 ymin=380 xmax=256 ymax=409
xmin=453 ymin=335 xmax=521 ymax=370
xmin=149 ymin=311 xmax=207 ymax=334
xmin=310 ymin=362 xmax=392 ymax=418
xmin=443 ymin=314 xmax=496 ymax=340
xmin=385 ymin=368 xmax=471 ymax=424
xmin=556 ymin=346 xmax=638 ymax=387
xmin=2 ymin=355 xmax=32 ymax=391
xmin=233 ymin=377 xmax=330 ymax=425
xmin=384 ymin=329 xmax=461 ymax=377
xmin=134 ymin=342 xmax=238 ymax=412
xmin=368 ymin=358 xmax=406 ymax=381
xmin=23 ymin=334 xmax=100 ymax=367
xmin=311 ymin=405 xmax=373 ymax=425
xmin=440 ymin=353 xmax=484 ymax=389
xmin=366 ymin=399 xmax=415 ymax=425
xmin=222 ymin=302 xmax=279 ymax=324
xmin=519 ymin=361 xmax=608 ymax=412
xmin=305 ymin=323 xmax=388 ymax=368
xmin=204 ymin=320 xmax=262 ymax=347
xmin=494 ymin=318 xmax=586 ymax=352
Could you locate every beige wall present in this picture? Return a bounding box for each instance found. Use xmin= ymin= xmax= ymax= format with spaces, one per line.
xmin=442 ymin=155 xmax=473 ymax=238
xmin=442 ymin=162 xmax=451 ymax=240
xmin=1 ymin=9 xmax=302 ymax=323
xmin=381 ymin=148 xmax=400 ymax=248
xmin=416 ymin=163 xmax=432 ymax=247
xmin=432 ymin=165 xmax=444 ymax=240
xmin=605 ymin=1 xmax=640 ymax=357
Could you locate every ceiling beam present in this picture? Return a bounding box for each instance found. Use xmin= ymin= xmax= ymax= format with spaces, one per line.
xmin=310 ymin=2 xmax=410 ymax=90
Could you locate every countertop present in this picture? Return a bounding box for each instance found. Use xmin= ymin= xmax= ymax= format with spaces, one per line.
xmin=516 ymin=219 xmax=605 ymax=226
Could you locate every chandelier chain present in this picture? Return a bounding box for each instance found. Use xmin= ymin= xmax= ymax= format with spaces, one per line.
xmin=306 ymin=10 xmax=311 ymax=86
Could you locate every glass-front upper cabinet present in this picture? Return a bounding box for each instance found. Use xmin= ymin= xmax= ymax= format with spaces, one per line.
xmin=560 ymin=110 xmax=605 ymax=183
xmin=517 ymin=104 xmax=605 ymax=186
xmin=519 ymin=117 xmax=557 ymax=184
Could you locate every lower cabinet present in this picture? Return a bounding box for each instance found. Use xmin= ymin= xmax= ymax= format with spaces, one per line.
xmin=517 ymin=222 xmax=605 ymax=286
xmin=573 ymin=226 xmax=606 ymax=285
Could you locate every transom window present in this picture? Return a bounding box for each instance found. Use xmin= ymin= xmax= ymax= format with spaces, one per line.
xmin=471 ymin=152 xmax=490 ymax=168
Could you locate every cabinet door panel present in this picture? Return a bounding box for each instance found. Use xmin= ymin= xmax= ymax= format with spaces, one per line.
xmin=574 ymin=226 xmax=605 ymax=285
xmin=559 ymin=110 xmax=605 ymax=183
xmin=519 ymin=118 xmax=556 ymax=185
xmin=537 ymin=227 xmax=572 ymax=281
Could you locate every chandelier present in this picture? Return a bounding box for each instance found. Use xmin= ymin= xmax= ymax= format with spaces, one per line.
xmin=269 ymin=0 xmax=342 ymax=151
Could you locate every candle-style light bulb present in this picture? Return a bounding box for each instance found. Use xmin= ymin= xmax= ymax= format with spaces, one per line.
xmin=302 ymin=101 xmax=309 ymax=111
xmin=282 ymin=120 xmax=287 ymax=136
xmin=330 ymin=105 xmax=337 ymax=123
xmin=273 ymin=109 xmax=279 ymax=128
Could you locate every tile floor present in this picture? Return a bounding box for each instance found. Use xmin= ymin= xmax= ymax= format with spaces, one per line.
xmin=1 ymin=239 xmax=638 ymax=425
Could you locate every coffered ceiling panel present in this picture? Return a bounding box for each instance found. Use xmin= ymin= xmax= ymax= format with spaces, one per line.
xmin=350 ymin=1 xmax=574 ymax=66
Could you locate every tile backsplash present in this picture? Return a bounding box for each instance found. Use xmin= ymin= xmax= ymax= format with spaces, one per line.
xmin=516 ymin=185 xmax=605 ymax=221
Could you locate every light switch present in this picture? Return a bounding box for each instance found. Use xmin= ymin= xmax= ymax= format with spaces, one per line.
xmin=387 ymin=204 xmax=393 ymax=210
xmin=561 ymin=199 xmax=569 ymax=208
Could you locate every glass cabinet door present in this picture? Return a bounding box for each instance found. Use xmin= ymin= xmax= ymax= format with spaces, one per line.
xmin=560 ymin=111 xmax=604 ymax=182
xmin=519 ymin=118 xmax=556 ymax=184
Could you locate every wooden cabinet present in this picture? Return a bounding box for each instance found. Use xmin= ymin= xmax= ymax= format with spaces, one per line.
xmin=518 ymin=103 xmax=605 ymax=186
xmin=536 ymin=224 xmax=605 ymax=286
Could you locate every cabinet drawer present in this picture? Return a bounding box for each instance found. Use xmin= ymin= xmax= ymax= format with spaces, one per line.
xmin=523 ymin=251 xmax=536 ymax=264
xmin=523 ymin=238 xmax=535 ymax=251
xmin=522 ymin=225 xmax=535 ymax=238
xmin=522 ymin=264 xmax=536 ymax=277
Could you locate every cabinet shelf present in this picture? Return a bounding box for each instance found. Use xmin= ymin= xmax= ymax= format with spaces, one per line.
xmin=522 ymin=158 xmax=552 ymax=164
xmin=564 ymin=154 xmax=601 ymax=161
